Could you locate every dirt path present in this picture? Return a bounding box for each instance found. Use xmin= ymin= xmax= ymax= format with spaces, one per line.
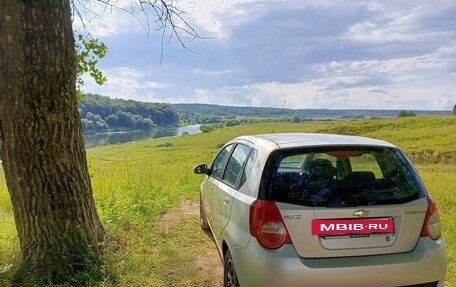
xmin=154 ymin=200 xmax=223 ymax=287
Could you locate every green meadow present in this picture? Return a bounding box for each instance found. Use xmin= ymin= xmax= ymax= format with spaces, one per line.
xmin=0 ymin=115 xmax=455 ymax=286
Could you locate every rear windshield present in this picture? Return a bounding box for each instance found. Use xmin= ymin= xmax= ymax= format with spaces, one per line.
xmin=259 ymin=146 xmax=425 ymax=207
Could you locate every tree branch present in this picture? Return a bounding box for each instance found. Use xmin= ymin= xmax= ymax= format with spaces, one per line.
xmin=72 ymin=0 xmax=204 ymax=63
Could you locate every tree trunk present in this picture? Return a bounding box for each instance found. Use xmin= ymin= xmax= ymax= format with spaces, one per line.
xmin=0 ymin=1 xmax=105 ymax=283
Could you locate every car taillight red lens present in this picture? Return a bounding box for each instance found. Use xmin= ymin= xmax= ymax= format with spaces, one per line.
xmin=249 ymin=200 xmax=292 ymax=249
xmin=421 ymin=196 xmax=441 ymax=240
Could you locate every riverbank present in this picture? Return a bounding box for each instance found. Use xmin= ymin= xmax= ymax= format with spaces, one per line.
xmin=83 ymin=124 xmax=201 ymax=148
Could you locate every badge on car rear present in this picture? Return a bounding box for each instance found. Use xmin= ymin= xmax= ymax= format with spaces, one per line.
xmin=283 ymin=215 xmax=302 ymax=220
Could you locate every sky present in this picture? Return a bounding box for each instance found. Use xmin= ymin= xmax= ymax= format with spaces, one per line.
xmin=74 ymin=0 xmax=456 ymax=110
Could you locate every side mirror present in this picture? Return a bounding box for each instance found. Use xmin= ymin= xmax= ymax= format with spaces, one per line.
xmin=194 ymin=164 xmax=209 ymax=175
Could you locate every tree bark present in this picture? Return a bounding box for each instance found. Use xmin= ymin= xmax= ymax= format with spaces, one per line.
xmin=0 ymin=0 xmax=105 ymax=283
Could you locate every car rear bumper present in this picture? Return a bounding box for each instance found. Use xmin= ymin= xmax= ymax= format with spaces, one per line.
xmin=231 ymin=237 xmax=446 ymax=287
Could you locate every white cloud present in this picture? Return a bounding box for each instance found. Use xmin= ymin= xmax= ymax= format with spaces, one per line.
xmin=341 ymin=1 xmax=456 ymax=50
xmin=178 ymin=0 xmax=264 ymax=38
xmin=144 ymin=81 xmax=171 ymax=89
xmin=192 ymin=82 xmax=325 ymax=108
xmin=73 ymin=2 xmax=132 ymax=37
xmin=309 ymin=53 xmax=452 ymax=92
xmin=81 ymin=67 xmax=170 ymax=102
xmin=73 ymin=0 xmax=184 ymax=37
xmin=192 ymin=68 xmax=237 ymax=76
xmin=189 ymin=79 xmax=456 ymax=111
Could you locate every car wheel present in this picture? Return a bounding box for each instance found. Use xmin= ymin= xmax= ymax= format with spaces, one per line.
xmin=224 ymin=250 xmax=240 ymax=287
xmin=200 ymin=194 xmax=210 ymax=231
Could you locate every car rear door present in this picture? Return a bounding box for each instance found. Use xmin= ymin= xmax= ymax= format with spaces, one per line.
xmin=280 ymin=199 xmax=428 ymax=258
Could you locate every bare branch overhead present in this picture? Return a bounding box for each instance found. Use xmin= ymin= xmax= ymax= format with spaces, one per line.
xmin=72 ymin=0 xmax=203 ymax=62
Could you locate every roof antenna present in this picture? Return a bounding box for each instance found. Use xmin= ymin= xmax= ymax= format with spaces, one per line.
xmin=272 ymin=99 xmax=287 ymax=133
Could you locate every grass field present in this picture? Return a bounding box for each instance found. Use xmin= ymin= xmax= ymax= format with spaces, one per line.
xmin=0 ymin=115 xmax=455 ymax=286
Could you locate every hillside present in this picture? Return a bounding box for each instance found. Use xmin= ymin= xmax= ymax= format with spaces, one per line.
xmin=171 ymin=103 xmax=451 ymax=123
xmin=78 ymin=94 xmax=179 ymax=134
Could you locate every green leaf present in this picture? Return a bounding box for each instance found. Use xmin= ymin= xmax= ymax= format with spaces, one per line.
xmin=75 ymin=32 xmax=108 ymax=97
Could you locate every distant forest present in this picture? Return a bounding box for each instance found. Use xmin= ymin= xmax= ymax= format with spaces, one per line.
xmin=79 ymin=95 xmax=452 ymax=134
xmin=171 ymin=103 xmax=451 ymax=132
xmin=171 ymin=103 xmax=451 ymax=120
xmin=78 ymin=94 xmax=179 ymax=134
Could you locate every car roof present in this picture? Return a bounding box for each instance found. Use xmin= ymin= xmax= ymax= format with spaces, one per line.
xmin=236 ymin=133 xmax=397 ymax=150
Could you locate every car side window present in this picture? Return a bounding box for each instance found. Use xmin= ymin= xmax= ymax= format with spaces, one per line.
xmin=211 ymin=144 xmax=233 ymax=180
xmin=223 ymin=144 xmax=251 ymax=187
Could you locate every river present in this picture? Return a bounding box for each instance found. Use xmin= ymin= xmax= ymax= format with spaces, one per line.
xmin=83 ymin=124 xmax=201 ymax=148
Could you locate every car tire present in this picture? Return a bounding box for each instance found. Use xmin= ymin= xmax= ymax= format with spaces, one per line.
xmin=200 ymin=194 xmax=210 ymax=231
xmin=224 ymin=249 xmax=240 ymax=287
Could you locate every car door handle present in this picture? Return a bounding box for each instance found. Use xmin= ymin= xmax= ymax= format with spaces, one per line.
xmin=224 ymin=197 xmax=230 ymax=204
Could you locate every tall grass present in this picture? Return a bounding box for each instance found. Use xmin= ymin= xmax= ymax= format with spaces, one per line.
xmin=0 ymin=115 xmax=455 ymax=286
xmin=85 ymin=136 xmax=222 ymax=286
xmin=0 ymin=185 xmax=18 ymax=279
xmin=418 ymin=164 xmax=456 ymax=285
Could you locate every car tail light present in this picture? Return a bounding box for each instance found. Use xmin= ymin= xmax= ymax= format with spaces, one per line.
xmin=249 ymin=199 xmax=292 ymax=249
xmin=420 ymin=196 xmax=441 ymax=240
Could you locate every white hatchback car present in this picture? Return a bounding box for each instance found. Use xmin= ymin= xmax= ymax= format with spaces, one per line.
xmin=194 ymin=133 xmax=447 ymax=287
